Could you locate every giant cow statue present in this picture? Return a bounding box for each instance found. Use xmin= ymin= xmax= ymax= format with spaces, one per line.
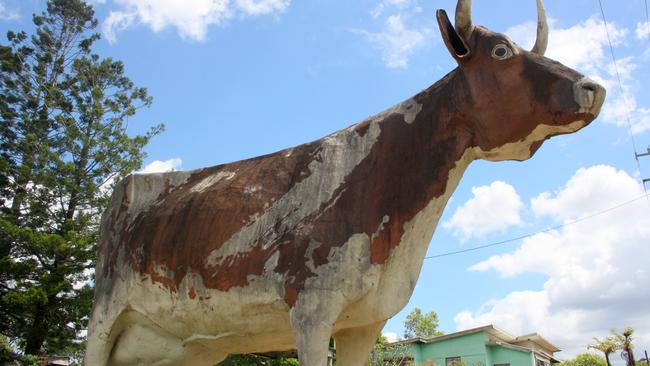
xmin=85 ymin=0 xmax=605 ymax=365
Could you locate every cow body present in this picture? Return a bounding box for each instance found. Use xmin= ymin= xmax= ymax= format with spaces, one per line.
xmin=86 ymin=2 xmax=605 ymax=365
xmin=89 ymin=87 xmax=470 ymax=365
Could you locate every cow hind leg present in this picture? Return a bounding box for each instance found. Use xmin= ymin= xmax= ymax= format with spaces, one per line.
xmin=108 ymin=321 xmax=185 ymax=366
xmin=334 ymin=321 xmax=386 ymax=366
xmin=108 ymin=322 xmax=229 ymax=366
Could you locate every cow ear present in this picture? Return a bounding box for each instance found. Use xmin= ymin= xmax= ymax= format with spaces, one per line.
xmin=436 ymin=9 xmax=471 ymax=62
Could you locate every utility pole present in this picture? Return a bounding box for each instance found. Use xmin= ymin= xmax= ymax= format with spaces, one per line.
xmin=636 ymin=147 xmax=650 ymax=186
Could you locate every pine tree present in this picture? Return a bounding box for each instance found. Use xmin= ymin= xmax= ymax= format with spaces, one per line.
xmin=0 ymin=0 xmax=163 ymax=358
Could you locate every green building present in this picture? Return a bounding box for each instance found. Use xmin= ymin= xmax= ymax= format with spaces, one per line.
xmin=386 ymin=325 xmax=561 ymax=366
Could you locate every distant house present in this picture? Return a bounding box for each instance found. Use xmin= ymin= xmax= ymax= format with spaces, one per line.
xmin=383 ymin=325 xmax=561 ymax=366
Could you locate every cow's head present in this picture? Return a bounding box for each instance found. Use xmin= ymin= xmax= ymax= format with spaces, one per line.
xmin=437 ymin=0 xmax=605 ymax=161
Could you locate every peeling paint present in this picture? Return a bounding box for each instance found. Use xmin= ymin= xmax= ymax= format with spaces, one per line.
xmin=191 ymin=171 xmax=236 ymax=193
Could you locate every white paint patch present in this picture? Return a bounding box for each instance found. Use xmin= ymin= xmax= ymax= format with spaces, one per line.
xmin=191 ymin=170 xmax=237 ymax=193
xmin=206 ymin=121 xmax=383 ymax=266
xmin=153 ymin=262 xmax=174 ymax=279
xmin=365 ymin=97 xmax=422 ymax=125
xmin=124 ymin=171 xmax=194 ymax=223
xmin=476 ymin=120 xmax=586 ymax=162
xmin=182 ymin=332 xmax=237 ymax=345
xmin=402 ymin=99 xmax=423 ymax=124
xmin=304 ymin=240 xmax=322 ymax=273
xmin=244 ymin=185 xmax=262 ymax=195
xmin=263 ymin=251 xmax=280 ymax=275
xmin=371 ymin=215 xmax=390 ymax=242
xmin=302 ymin=232 xmax=378 ymax=307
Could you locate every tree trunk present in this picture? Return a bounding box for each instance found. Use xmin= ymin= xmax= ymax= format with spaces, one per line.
xmin=628 ymin=349 xmax=636 ymax=366
xmin=23 ymin=305 xmax=47 ymax=355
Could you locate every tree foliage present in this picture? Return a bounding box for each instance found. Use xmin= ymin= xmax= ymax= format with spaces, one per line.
xmin=0 ymin=0 xmax=162 ymax=358
xmin=403 ymin=307 xmax=444 ymax=339
xmin=368 ymin=335 xmax=412 ymax=366
xmin=217 ymin=354 xmax=300 ymax=366
xmin=588 ymin=336 xmax=619 ymax=366
xmin=561 ymin=353 xmax=608 ymax=366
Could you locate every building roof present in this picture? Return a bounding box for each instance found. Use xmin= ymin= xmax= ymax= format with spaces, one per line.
xmin=514 ymin=333 xmax=562 ymax=353
xmin=390 ymin=324 xmax=561 ymax=361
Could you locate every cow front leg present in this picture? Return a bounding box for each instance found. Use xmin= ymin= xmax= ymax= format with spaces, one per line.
xmin=290 ymin=291 xmax=343 ymax=366
xmin=334 ymin=321 xmax=386 ymax=366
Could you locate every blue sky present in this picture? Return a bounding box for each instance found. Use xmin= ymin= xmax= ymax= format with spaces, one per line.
xmin=2 ymin=0 xmax=650 ymax=360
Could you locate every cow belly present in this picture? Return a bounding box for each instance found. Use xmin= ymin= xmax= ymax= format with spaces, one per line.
xmin=120 ymin=273 xmax=292 ymax=340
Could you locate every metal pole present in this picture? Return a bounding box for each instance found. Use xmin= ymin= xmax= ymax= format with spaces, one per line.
xmin=637 ymin=148 xmax=650 ymax=187
xmin=636 ymin=148 xmax=650 ymax=159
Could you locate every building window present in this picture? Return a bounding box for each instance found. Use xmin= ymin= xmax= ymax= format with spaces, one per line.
xmin=494 ymin=363 xmax=510 ymax=366
xmin=446 ymin=357 xmax=462 ymax=366
xmin=536 ymin=359 xmax=549 ymax=366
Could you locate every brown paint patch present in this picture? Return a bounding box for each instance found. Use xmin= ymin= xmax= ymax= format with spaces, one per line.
xmin=103 ymin=141 xmax=322 ymax=294
xmin=354 ymin=119 xmax=372 ymax=137
xmin=188 ymin=287 xmax=197 ymax=300
xmin=284 ymin=287 xmax=298 ymax=308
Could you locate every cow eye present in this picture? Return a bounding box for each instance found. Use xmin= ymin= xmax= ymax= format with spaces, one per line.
xmin=491 ymin=44 xmax=513 ymax=60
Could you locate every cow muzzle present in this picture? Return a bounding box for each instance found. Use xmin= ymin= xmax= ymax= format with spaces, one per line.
xmin=573 ymin=77 xmax=606 ymax=117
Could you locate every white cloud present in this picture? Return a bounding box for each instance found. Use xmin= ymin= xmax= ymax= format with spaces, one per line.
xmin=353 ymin=1 xmax=432 ymax=69
xmin=507 ymin=17 xmax=650 ymax=135
xmin=637 ymin=21 xmax=650 ymax=41
xmin=103 ymin=0 xmax=290 ymax=43
xmin=235 ymin=0 xmax=290 ymax=16
xmin=137 ymin=158 xmax=183 ymax=174
xmin=0 ymin=1 xmax=19 ymax=20
xmin=456 ymin=165 xmax=650 ymax=358
xmin=370 ymin=0 xmax=420 ymax=19
xmin=507 ymin=17 xmax=626 ymax=73
xmin=442 ymin=181 xmax=523 ymax=241
xmin=103 ymin=10 xmax=136 ymax=44
xmin=383 ymin=332 xmax=399 ymax=343
xmin=530 ymin=165 xmax=641 ymax=219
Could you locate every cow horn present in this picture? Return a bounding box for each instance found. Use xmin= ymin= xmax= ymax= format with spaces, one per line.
xmin=531 ymin=0 xmax=549 ymax=55
xmin=455 ymin=0 xmax=473 ymax=40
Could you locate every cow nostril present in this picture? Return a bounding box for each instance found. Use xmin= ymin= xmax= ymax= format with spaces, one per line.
xmin=582 ymin=84 xmax=596 ymax=92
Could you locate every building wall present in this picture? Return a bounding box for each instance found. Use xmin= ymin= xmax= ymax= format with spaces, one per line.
xmin=487 ymin=345 xmax=534 ymax=366
xmin=413 ymin=331 xmax=489 ymax=366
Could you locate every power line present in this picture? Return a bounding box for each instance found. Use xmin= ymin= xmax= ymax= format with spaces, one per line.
xmin=597 ymin=0 xmax=650 ymax=208
xmin=645 ymin=0 xmax=650 ymax=48
xmin=424 ymin=193 xmax=649 ymax=260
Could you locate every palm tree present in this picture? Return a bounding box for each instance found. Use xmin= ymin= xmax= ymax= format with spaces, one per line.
xmin=588 ymin=336 xmax=620 ymax=366
xmin=612 ymin=327 xmax=636 ymax=366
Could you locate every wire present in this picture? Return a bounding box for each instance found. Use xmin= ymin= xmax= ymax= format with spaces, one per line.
xmin=597 ymin=0 xmax=650 ymax=208
xmin=645 ymin=0 xmax=650 ymax=48
xmin=424 ymin=193 xmax=649 ymax=260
